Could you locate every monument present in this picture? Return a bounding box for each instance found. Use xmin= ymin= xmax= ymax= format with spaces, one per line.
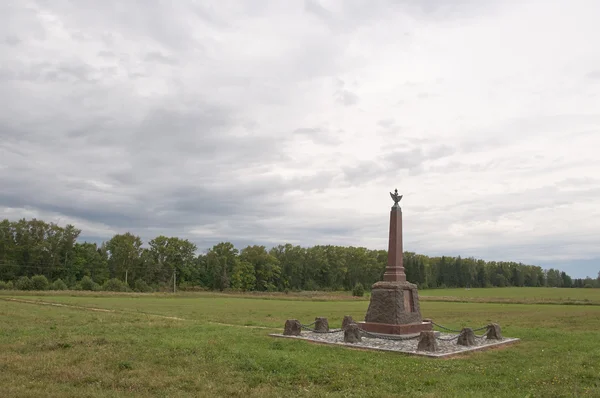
xmin=358 ymin=189 xmax=433 ymax=335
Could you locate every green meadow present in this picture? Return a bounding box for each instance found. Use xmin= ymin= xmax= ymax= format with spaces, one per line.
xmin=1 ymin=288 xmax=600 ymax=397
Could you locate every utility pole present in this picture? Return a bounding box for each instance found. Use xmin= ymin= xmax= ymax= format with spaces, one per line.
xmin=173 ymin=269 xmax=176 ymax=293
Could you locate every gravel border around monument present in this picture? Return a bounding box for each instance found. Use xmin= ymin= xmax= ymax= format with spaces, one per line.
xmin=269 ymin=330 xmax=520 ymax=358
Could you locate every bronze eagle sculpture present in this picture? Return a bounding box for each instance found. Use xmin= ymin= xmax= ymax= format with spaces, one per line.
xmin=390 ymin=189 xmax=402 ymax=205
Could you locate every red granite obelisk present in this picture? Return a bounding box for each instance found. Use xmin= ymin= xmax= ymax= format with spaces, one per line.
xmin=383 ymin=199 xmax=406 ymax=282
xmin=358 ymin=189 xmax=432 ymax=335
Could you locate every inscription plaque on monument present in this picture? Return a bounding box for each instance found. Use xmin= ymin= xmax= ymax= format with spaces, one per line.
xmin=404 ymin=289 xmax=414 ymax=313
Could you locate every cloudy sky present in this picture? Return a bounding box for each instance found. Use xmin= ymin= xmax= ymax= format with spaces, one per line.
xmin=1 ymin=0 xmax=599 ymax=278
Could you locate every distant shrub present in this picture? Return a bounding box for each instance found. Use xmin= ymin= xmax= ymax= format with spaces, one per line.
xmin=51 ymin=278 xmax=68 ymax=291
xmin=177 ymin=282 xmax=208 ymax=292
xmin=0 ymin=281 xmax=8 ymax=290
xmin=103 ymin=278 xmax=127 ymax=292
xmin=15 ymin=276 xmax=33 ymax=290
xmin=352 ymin=282 xmax=365 ymax=297
xmin=133 ymin=279 xmax=153 ymax=293
xmin=80 ymin=276 xmax=100 ymax=291
xmin=304 ymin=279 xmax=319 ymax=291
xmin=31 ymin=275 xmax=50 ymax=291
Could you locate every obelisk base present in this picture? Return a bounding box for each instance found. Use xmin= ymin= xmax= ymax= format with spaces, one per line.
xmin=360 ymin=281 xmax=432 ymax=335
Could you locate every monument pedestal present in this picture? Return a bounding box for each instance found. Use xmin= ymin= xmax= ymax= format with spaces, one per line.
xmin=360 ymin=281 xmax=432 ymax=335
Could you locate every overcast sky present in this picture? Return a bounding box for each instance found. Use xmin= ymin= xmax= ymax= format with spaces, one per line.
xmin=1 ymin=0 xmax=599 ymax=278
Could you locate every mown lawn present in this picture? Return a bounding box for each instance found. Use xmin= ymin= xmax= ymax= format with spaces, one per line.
xmin=1 ymin=291 xmax=600 ymax=397
xmin=419 ymin=287 xmax=600 ymax=305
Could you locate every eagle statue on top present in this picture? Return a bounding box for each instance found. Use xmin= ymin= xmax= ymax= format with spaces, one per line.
xmin=390 ymin=189 xmax=402 ymax=207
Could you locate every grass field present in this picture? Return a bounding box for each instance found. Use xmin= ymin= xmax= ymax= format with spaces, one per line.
xmin=419 ymin=287 xmax=600 ymax=305
xmin=1 ymin=288 xmax=600 ymax=397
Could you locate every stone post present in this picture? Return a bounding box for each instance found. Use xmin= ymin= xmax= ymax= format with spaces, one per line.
xmin=486 ymin=323 xmax=502 ymax=340
xmin=314 ymin=317 xmax=329 ymax=332
xmin=342 ymin=315 xmax=354 ymax=330
xmin=283 ymin=319 xmax=301 ymax=336
xmin=344 ymin=324 xmax=362 ymax=343
xmin=457 ymin=328 xmax=476 ymax=346
xmin=417 ymin=331 xmax=438 ymax=352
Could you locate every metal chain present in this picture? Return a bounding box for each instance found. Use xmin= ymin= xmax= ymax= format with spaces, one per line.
xmin=298 ymin=320 xmax=490 ymax=342
xmin=432 ymin=322 xmax=489 ymax=333
xmin=356 ymin=327 xmax=421 ymax=341
xmin=300 ymin=324 xmax=343 ymax=334
xmin=436 ymin=334 xmax=461 ymax=341
xmin=431 ymin=322 xmax=462 ymax=333
xmin=300 ymin=321 xmax=419 ymax=340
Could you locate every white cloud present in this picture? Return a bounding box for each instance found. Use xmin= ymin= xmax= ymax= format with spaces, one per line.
xmin=1 ymin=0 xmax=599 ymax=277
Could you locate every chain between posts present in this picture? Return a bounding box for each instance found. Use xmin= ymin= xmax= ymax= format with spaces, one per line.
xmin=298 ymin=320 xmax=491 ymax=341
xmin=357 ymin=327 xmax=421 ymax=341
xmin=298 ymin=321 xmax=420 ymax=340
xmin=299 ymin=323 xmax=344 ymax=334
xmin=436 ymin=334 xmax=461 ymax=341
xmin=432 ymin=322 xmax=489 ymax=333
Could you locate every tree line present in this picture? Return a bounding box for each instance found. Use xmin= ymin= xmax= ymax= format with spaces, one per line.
xmin=1 ymin=218 xmax=598 ymax=292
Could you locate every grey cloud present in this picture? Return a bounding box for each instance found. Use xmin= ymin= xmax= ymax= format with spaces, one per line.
xmin=292 ymin=127 xmax=341 ymax=145
xmin=450 ymin=184 xmax=600 ymax=223
xmin=343 ymin=144 xmax=457 ymax=184
xmin=304 ymin=0 xmax=334 ymax=22
xmin=460 ymin=114 xmax=600 ymax=153
xmin=1 ymin=60 xmax=99 ymax=84
xmin=587 ymin=70 xmax=600 ymax=79
xmin=377 ymin=119 xmax=395 ymax=128
xmin=342 ymin=161 xmax=386 ymax=186
xmin=144 ymin=52 xmax=178 ymax=66
xmin=334 ymin=78 xmax=359 ymax=106
xmin=383 ymin=148 xmax=426 ymax=170
xmin=293 ymin=127 xmax=321 ymax=135
xmin=427 ymin=145 xmax=455 ymax=158
xmin=4 ymin=35 xmax=20 ymax=46
xmin=337 ymin=90 xmax=359 ymax=106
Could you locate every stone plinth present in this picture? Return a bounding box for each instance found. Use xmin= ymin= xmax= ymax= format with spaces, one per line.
xmin=361 ymin=280 xmax=431 ymax=335
xmin=365 ymin=281 xmax=423 ymax=324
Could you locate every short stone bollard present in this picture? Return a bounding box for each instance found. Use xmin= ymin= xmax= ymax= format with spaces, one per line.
xmin=314 ymin=317 xmax=329 ymax=332
xmin=344 ymin=323 xmax=362 ymax=343
xmin=417 ymin=331 xmax=438 ymax=352
xmin=283 ymin=319 xmax=301 ymax=336
xmin=457 ymin=327 xmax=476 ymax=346
xmin=342 ymin=315 xmax=354 ymax=330
xmin=486 ymin=323 xmax=502 ymax=340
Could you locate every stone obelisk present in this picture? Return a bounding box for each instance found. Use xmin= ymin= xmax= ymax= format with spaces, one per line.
xmin=359 ymin=189 xmax=432 ymax=335
xmin=383 ymin=189 xmax=406 ymax=282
